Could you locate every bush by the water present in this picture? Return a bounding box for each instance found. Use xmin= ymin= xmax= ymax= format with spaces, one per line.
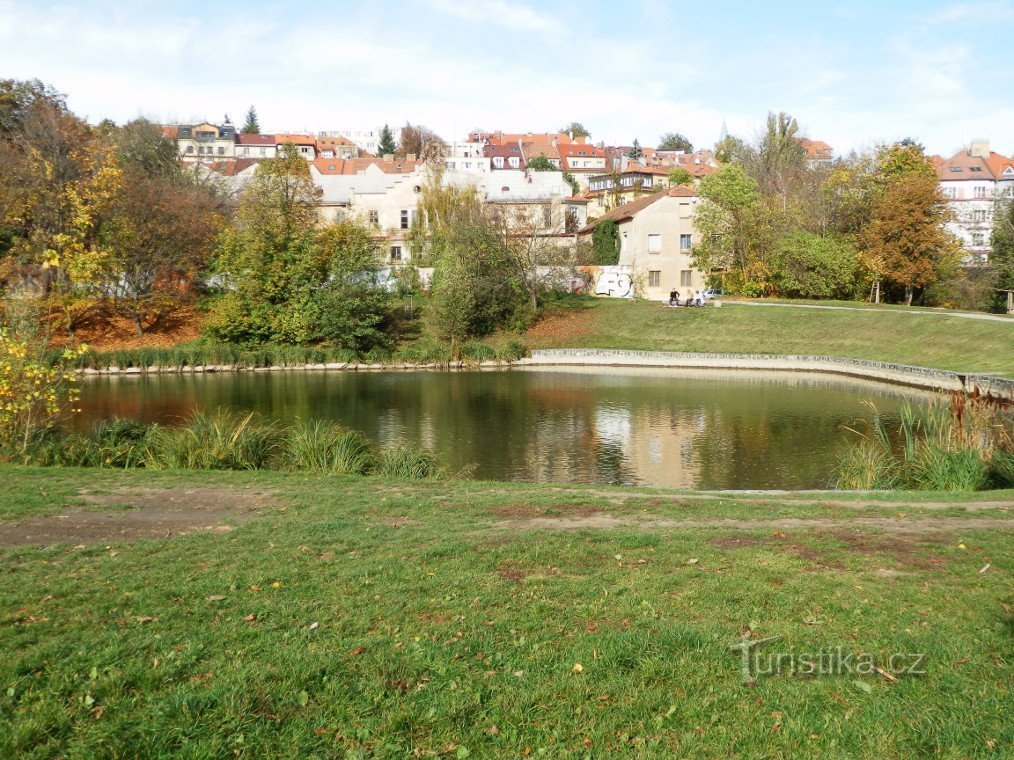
xmin=16 ymin=411 xmax=449 ymax=479
xmin=835 ymin=398 xmax=1014 ymax=491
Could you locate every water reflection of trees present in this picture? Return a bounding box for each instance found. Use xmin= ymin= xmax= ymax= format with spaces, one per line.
xmin=76 ymin=370 xmax=919 ymax=490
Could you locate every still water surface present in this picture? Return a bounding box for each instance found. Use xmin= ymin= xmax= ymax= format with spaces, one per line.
xmin=75 ymin=367 xmax=929 ymax=490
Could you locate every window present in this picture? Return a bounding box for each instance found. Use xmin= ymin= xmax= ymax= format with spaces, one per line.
xmin=680 ymin=270 xmax=693 ymax=287
xmin=972 ymin=209 xmax=987 ymax=222
xmin=543 ymin=207 xmax=552 ymax=227
xmin=217 ymin=147 xmax=225 ymax=155
xmin=259 ymin=148 xmax=266 ymax=156
xmin=943 ymin=187 xmax=956 ymax=199
xmin=647 ymin=234 xmax=661 ymax=253
xmin=971 ymin=232 xmax=985 ymax=246
xmin=508 ymin=157 xmax=520 ymax=168
xmin=242 ymin=147 xmax=250 ymax=156
xmin=390 ymin=245 xmax=402 ymax=261
xmin=369 ymin=210 xmax=379 ymax=226
xmin=648 ymin=270 xmax=661 ymax=287
xmin=973 ymin=186 xmax=987 ymax=199
xmin=411 ymin=209 xmax=418 ymax=225
xmin=186 ymin=145 xmax=194 ymax=154
xmin=680 ymin=234 xmax=692 ymax=251
xmin=401 ymin=210 xmax=409 ymax=229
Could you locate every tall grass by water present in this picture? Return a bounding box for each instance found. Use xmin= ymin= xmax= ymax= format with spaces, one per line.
xmin=835 ymin=396 xmax=1014 ymax=491
xmin=56 ymin=337 xmax=528 ymax=371
xmin=20 ymin=410 xmax=448 ymax=479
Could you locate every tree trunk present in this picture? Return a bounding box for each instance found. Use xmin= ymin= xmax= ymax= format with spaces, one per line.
xmin=904 ymin=284 xmax=913 ymax=306
xmin=134 ymin=310 xmax=144 ymax=336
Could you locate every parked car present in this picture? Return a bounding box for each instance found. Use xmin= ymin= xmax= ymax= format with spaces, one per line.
xmin=702 ymin=288 xmax=723 ymax=302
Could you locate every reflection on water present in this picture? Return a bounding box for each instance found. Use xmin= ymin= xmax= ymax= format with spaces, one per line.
xmin=74 ymin=367 xmax=932 ymax=490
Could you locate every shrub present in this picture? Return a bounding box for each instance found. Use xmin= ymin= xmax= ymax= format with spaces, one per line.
xmin=461 ymin=341 xmax=497 ymax=362
xmin=145 ymin=410 xmax=282 ymax=470
xmin=284 ymin=420 xmax=374 ymax=475
xmin=375 ymin=446 xmax=445 ymax=479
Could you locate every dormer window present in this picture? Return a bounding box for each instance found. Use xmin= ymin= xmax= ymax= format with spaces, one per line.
xmin=501 ymin=186 xmax=510 ymax=193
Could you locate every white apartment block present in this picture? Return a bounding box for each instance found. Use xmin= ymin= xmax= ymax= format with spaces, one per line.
xmin=937 ymin=140 xmax=1014 ymax=264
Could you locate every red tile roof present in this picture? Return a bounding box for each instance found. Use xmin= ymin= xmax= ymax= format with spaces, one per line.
xmin=237 ymin=134 xmax=276 ymax=145
xmin=275 ymin=134 xmax=316 ymax=146
xmin=577 ymin=188 xmax=695 ymax=234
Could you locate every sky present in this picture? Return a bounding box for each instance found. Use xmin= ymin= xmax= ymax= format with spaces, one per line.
xmin=1 ymin=0 xmax=1012 ymax=157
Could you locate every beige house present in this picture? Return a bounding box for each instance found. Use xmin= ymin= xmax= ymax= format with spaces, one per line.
xmin=579 ymin=187 xmax=705 ymax=301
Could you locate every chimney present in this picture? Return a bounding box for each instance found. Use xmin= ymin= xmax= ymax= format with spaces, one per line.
xmin=383 ymin=153 xmax=394 ymax=161
xmin=969 ymin=139 xmax=989 ymax=158
xmin=406 ymin=153 xmax=417 ymax=161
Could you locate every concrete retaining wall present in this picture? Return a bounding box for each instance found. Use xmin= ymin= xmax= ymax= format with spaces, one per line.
xmin=524 ymin=349 xmax=1014 ymax=401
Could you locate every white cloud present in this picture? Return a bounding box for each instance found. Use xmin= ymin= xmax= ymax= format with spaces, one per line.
xmin=421 ymin=0 xmax=563 ymax=35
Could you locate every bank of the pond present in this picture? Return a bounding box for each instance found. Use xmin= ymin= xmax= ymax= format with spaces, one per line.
xmin=1 ymin=466 xmax=1011 ymax=757
xmin=75 ymin=349 xmax=1014 ymax=401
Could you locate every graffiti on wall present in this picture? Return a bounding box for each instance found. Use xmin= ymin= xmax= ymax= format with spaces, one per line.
xmin=589 ymin=266 xmax=634 ymax=298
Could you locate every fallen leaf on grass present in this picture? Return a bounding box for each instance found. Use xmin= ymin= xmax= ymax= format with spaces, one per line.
xmin=686 ymin=558 xmax=699 ymax=565
xmin=571 ymin=663 xmax=584 ymax=673
xmin=90 ymin=705 xmax=104 ymax=720
xmin=979 ymin=564 xmax=990 ymax=574
xmin=244 ymin=614 xmax=256 ymax=622
xmin=307 ymin=621 xmax=319 ymax=631
xmin=874 ymin=666 xmax=897 ymax=683
xmin=350 ymin=647 xmax=366 ymax=656
xmin=852 ymin=680 xmax=872 ymax=694
xmin=136 ymin=616 xmax=155 ymax=624
xmin=206 ymin=595 xmax=226 ymax=602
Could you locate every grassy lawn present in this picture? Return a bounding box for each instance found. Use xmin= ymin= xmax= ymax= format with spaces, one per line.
xmin=2 ymin=466 xmax=1011 ymax=757
xmin=525 ymin=296 xmax=1014 ymax=376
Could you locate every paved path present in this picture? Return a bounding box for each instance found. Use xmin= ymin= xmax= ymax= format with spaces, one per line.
xmin=724 ymin=300 xmax=1014 ymax=324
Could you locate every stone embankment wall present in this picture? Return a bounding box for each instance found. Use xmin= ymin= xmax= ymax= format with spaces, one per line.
xmin=523 ymin=349 xmax=1014 ymax=401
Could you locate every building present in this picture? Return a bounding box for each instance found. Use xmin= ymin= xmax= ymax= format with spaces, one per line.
xmin=169 ymin=120 xmax=238 ymax=162
xmin=557 ymin=142 xmax=607 ymax=186
xmin=799 ymin=138 xmax=834 ymax=167
xmin=235 ymin=133 xmax=277 ymax=159
xmin=578 ymin=187 xmax=704 ymax=301
xmin=936 ymin=140 xmax=1014 ymax=263
xmin=315 ymin=136 xmax=359 ymax=160
xmin=318 ymin=128 xmax=385 ymax=154
xmin=275 ymin=134 xmax=316 ymax=160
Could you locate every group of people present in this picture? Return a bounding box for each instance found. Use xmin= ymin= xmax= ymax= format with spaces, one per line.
xmin=668 ymin=288 xmax=706 ymax=307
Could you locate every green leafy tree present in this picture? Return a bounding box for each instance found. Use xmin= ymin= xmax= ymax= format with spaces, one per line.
xmin=241 ymin=106 xmax=260 ymax=134
xmin=559 ymin=122 xmax=590 ymax=138
xmin=628 ymin=139 xmax=643 ymax=160
xmin=691 ymin=164 xmax=764 ymax=280
xmin=591 ymin=219 xmax=620 ymax=265
xmin=525 ymin=155 xmax=555 ymax=172
xmin=409 ymin=177 xmax=527 ymax=356
xmin=987 ymin=197 xmax=1014 ymax=312
xmin=207 ymin=144 xmax=390 ymax=350
xmin=658 ymin=132 xmax=693 ymax=153
xmin=770 ymin=232 xmax=858 ymax=299
xmin=562 ymin=172 xmax=580 ymax=196
xmin=111 ymin=118 xmax=180 ymax=181
xmin=667 ymin=167 xmax=694 ymax=187
xmin=377 ymin=123 xmax=397 ymax=156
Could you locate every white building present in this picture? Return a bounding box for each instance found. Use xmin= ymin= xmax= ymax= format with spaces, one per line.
xmin=937 ymin=140 xmax=1014 ymax=264
xmin=168 ymin=120 xmax=238 ymax=162
xmin=318 ymin=128 xmax=386 ymax=154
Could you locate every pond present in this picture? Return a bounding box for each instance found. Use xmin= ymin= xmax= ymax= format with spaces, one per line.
xmin=74 ymin=367 xmax=931 ymax=490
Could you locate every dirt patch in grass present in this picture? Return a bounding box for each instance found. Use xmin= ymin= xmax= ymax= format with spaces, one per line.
xmin=491 ymin=503 xmax=604 ymax=519
xmin=524 ymin=310 xmax=590 ymax=345
xmin=710 ymin=529 xmax=953 ymax=571
xmin=0 ymin=486 xmax=279 ymax=546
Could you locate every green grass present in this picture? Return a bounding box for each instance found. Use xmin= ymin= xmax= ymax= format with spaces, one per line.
xmin=526 ymin=296 xmax=1014 ymax=376
xmin=1 ymin=466 xmax=1011 ymax=757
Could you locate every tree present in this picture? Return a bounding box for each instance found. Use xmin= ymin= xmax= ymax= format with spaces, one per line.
xmin=770 ymin=232 xmax=858 ymax=299
xmin=628 ymin=140 xmax=643 ymax=160
xmin=377 ymin=123 xmax=397 ymax=157
xmin=752 ymin=111 xmax=807 ymax=207
xmin=525 ymin=155 xmax=555 ymax=172
xmin=559 ymin=122 xmax=590 ymax=139
xmin=691 ymin=164 xmax=773 ymax=294
xmin=397 ymin=123 xmax=447 ymax=162
xmin=409 ymin=177 xmax=528 ymax=355
xmin=100 ymin=167 xmax=222 ymax=334
xmin=658 ymin=132 xmax=693 ymax=153
xmin=591 ymin=219 xmax=619 ymax=265
xmin=667 ymin=167 xmax=694 ymax=187
xmin=241 ymin=106 xmax=260 ymax=135
xmin=207 ymin=144 xmax=390 ymax=349
xmin=111 ymin=118 xmax=180 ymax=181
xmin=987 ymin=196 xmax=1014 ymax=312
xmin=860 ymin=173 xmax=958 ymax=305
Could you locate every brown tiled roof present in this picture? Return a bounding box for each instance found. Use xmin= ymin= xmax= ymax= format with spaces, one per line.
xmin=203 ymin=159 xmax=259 ymax=176
xmin=985 ymin=151 xmax=1014 ymax=178
xmin=576 ymin=191 xmax=668 ymax=233
xmin=275 ymin=134 xmax=316 ymax=146
xmin=937 ymin=149 xmax=994 ymax=180
xmin=800 ymin=138 xmax=833 ymax=158
xmin=311 ymin=157 xmax=419 ymax=175
xmin=237 ymin=133 xmax=276 ymax=145
xmin=160 ymin=125 xmax=179 ymax=139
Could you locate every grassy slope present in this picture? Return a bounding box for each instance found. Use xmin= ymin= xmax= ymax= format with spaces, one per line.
xmin=2 ymin=467 xmax=1011 ymax=757
xmin=524 ymin=297 xmax=1014 ymax=376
